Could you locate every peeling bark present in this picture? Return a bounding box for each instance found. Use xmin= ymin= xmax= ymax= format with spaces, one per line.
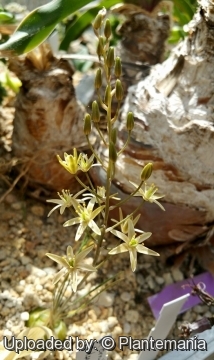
xmin=92 ymin=0 xmax=214 ymax=270
xmin=9 ymin=44 xmax=87 ymax=191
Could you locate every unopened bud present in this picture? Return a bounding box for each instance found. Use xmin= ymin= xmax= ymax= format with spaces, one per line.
xmin=93 ymin=8 xmax=106 ymax=31
xmin=97 ymin=36 xmax=104 ymax=57
xmin=126 ymin=112 xmax=134 ymax=131
xmin=115 ymin=79 xmax=123 ymax=101
xmin=140 ymin=163 xmax=153 ymax=181
xmin=83 ymin=113 xmax=91 ymax=135
xmin=94 ymin=68 xmax=102 ymax=89
xmin=92 ymin=101 xmax=100 ymax=123
xmin=104 ymin=19 xmax=111 ymax=39
xmin=114 ymin=57 xmax=122 ymax=78
xmin=93 ymin=13 xmax=103 ymax=30
xmin=109 ymin=142 xmax=117 ymax=163
xmin=111 ymin=128 xmax=117 ymax=144
xmin=104 ymin=85 xmax=110 ymax=105
xmin=106 ymin=47 xmax=114 ymax=68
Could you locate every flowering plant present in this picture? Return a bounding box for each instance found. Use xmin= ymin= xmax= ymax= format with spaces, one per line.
xmin=24 ymin=7 xmax=165 ymax=350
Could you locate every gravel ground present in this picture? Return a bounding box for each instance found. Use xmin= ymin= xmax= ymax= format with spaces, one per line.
xmin=0 ymin=98 xmax=211 ymax=360
xmin=0 ymin=185 xmax=211 ymax=360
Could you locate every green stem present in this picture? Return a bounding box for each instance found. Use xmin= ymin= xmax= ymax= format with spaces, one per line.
xmin=109 ymin=180 xmax=144 ymax=210
xmin=86 ymin=135 xmax=105 ymax=169
xmin=94 ymin=123 xmax=108 ymax=147
xmin=117 ymin=132 xmax=131 ymax=156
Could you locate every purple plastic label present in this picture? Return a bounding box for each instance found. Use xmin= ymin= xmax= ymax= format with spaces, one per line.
xmin=147 ymin=272 xmax=214 ymax=319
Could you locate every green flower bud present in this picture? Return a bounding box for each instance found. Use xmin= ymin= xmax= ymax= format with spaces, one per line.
xmin=94 ymin=68 xmax=102 ymax=89
xmin=140 ymin=162 xmax=153 ymax=181
xmin=111 ymin=128 xmax=117 ymax=144
xmin=109 ymin=141 xmax=117 ymax=163
xmin=109 ymin=161 xmax=115 ymax=178
xmin=114 ymin=57 xmax=122 ymax=78
xmin=104 ymin=85 xmax=110 ymax=105
xmin=83 ymin=113 xmax=91 ymax=135
xmin=97 ymin=36 xmax=104 ymax=57
xmin=126 ymin=112 xmax=134 ymax=131
xmin=104 ymin=19 xmax=112 ymax=39
xmin=115 ymin=79 xmax=123 ymax=101
xmin=92 ymin=101 xmax=100 ymax=123
xmin=93 ymin=13 xmax=103 ymax=30
xmin=106 ymin=47 xmax=114 ymax=68
xmin=54 ymin=320 xmax=67 ymax=341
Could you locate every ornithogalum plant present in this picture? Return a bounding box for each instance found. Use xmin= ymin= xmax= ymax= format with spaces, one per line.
xmin=0 ymin=8 xmax=165 ymax=358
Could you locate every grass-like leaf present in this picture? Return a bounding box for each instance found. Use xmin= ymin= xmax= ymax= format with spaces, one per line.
xmin=0 ymin=0 xmax=93 ymax=56
xmin=60 ymin=0 xmax=120 ymax=51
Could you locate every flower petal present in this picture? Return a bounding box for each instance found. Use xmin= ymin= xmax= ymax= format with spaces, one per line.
xmin=46 ymin=253 xmax=69 ymax=268
xmin=88 ymin=219 xmax=101 ymax=235
xmin=91 ymin=205 xmax=105 ymax=219
xmin=75 ymin=222 xmax=87 ymax=241
xmin=72 ymin=271 xmax=78 ymax=292
xmin=67 ymin=246 xmax=74 ymax=259
xmin=53 ymin=268 xmax=67 ymax=285
xmin=78 ymin=263 xmax=97 ymax=272
xmin=136 ymin=232 xmax=152 ymax=243
xmin=87 ymin=198 xmax=96 ymax=212
xmin=128 ymin=219 xmax=135 ymax=239
xmin=109 ymin=243 xmax=129 ymax=255
xmin=136 ymin=244 xmax=160 ymax=256
xmin=75 ymin=245 xmax=94 ymax=262
xmin=47 ymin=204 xmax=61 ymax=217
xmin=129 ymin=248 xmax=137 ymax=271
xmin=63 ymin=217 xmax=80 ymax=227
xmin=110 ymin=229 xmax=129 ymax=243
xmin=153 ymin=199 xmax=165 ymax=211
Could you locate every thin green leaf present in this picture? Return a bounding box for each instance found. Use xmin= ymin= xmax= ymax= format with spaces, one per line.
xmin=0 ymin=0 xmax=93 ymax=56
xmin=60 ymin=0 xmax=119 ymax=50
xmin=173 ymin=0 xmax=195 ymax=25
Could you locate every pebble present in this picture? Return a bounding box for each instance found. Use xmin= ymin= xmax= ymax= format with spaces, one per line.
xmin=163 ymin=272 xmax=173 ymax=285
xmin=108 ymin=316 xmax=118 ymax=329
xmin=172 ymin=268 xmax=184 ymax=282
xmin=120 ymin=292 xmax=132 ymax=302
xmin=30 ymin=205 xmax=45 ymax=217
xmin=20 ymin=255 xmax=32 ymax=265
xmin=146 ymin=275 xmax=155 ymax=290
xmin=194 ymin=305 xmax=205 ymax=314
xmin=97 ymin=291 xmax=115 ymax=308
xmin=124 ymin=322 xmax=131 ymax=333
xmin=26 ymin=264 xmax=46 ymax=278
xmin=20 ymin=311 xmax=30 ymax=321
xmin=156 ymin=276 xmax=165 ymax=285
xmin=11 ymin=202 xmax=22 ymax=210
xmin=125 ymin=310 xmax=139 ymax=324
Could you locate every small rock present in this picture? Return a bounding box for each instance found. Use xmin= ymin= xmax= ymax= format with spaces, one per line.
xmin=0 ymin=250 xmax=8 ymax=261
xmin=156 ymin=276 xmax=164 ymax=285
xmin=97 ymin=291 xmax=115 ymax=308
xmin=194 ymin=305 xmax=205 ymax=314
xmin=20 ymin=256 xmax=31 ymax=265
xmin=136 ymin=274 xmax=144 ymax=286
xmin=20 ymin=312 xmax=29 ymax=321
xmin=123 ymin=322 xmax=131 ymax=333
xmin=26 ymin=264 xmax=46 ymax=278
xmin=120 ymin=292 xmax=132 ymax=302
xmin=125 ymin=310 xmax=139 ymax=324
xmin=11 ymin=202 xmax=22 ymax=210
xmin=31 ymin=205 xmax=45 ymax=217
xmin=128 ymin=354 xmax=139 ymax=360
xmin=108 ymin=316 xmax=118 ymax=329
xmin=172 ymin=268 xmax=184 ymax=282
xmin=163 ymin=272 xmax=173 ymax=285
xmin=146 ymin=275 xmax=155 ymax=290
xmin=114 ymin=353 xmax=122 ymax=360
